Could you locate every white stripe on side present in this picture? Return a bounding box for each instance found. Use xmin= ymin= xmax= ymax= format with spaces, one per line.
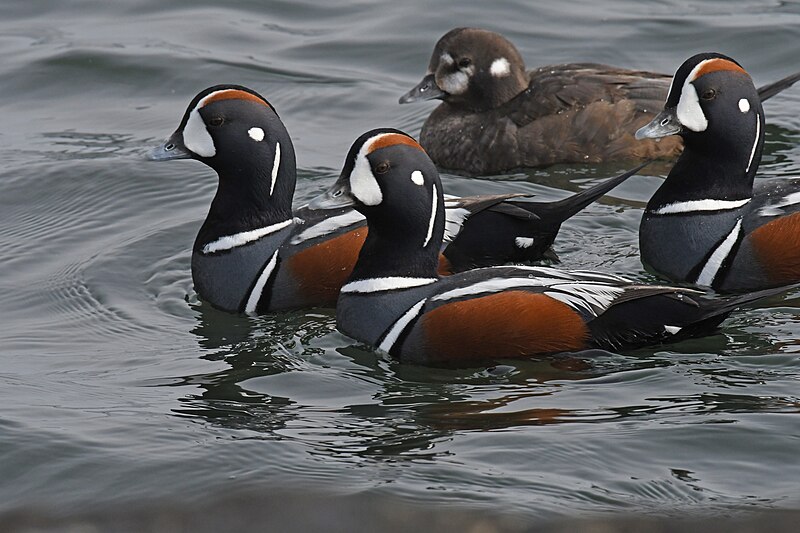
xmin=652 ymin=198 xmax=750 ymax=215
xmin=289 ymin=210 xmax=364 ymax=245
xmin=745 ymin=113 xmax=760 ymax=173
xmin=695 ymin=219 xmax=743 ymax=286
xmin=341 ymin=277 xmax=437 ymax=294
xmin=202 ymin=218 xmax=294 ymax=254
xmin=378 ymin=298 xmax=427 ymax=353
xmin=423 ymin=183 xmax=438 ymax=247
xmin=244 ymin=250 xmax=279 ymax=314
xmin=270 ymin=142 xmax=281 ymax=196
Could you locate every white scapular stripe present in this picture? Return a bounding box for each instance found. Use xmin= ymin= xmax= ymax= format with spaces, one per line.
xmin=665 ymin=325 xmax=683 ymax=335
xmin=341 ymin=277 xmax=437 ymax=294
xmin=270 ymin=142 xmax=281 ymax=196
xmin=244 ymin=250 xmax=279 ymax=314
xmin=443 ymin=202 xmax=470 ymax=243
xmin=423 ymin=183 xmax=438 ymax=247
xmin=758 ymin=190 xmax=800 ymax=216
xmin=652 ymin=198 xmax=750 ymax=215
xmin=202 ymin=218 xmax=294 ymax=254
xmin=745 ymin=113 xmax=760 ymax=173
xmin=695 ymin=219 xmax=743 ymax=286
xmin=289 ymin=210 xmax=364 ymax=245
xmin=515 ymin=237 xmax=534 ymax=249
xmin=378 ymin=298 xmax=427 ymax=353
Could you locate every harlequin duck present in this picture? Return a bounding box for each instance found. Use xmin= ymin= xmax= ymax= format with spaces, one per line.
xmin=400 ymin=27 xmax=800 ymax=176
xmin=148 ymin=85 xmax=643 ymax=313
xmin=636 ymin=52 xmax=800 ymax=292
xmin=309 ymin=128 xmax=781 ymax=364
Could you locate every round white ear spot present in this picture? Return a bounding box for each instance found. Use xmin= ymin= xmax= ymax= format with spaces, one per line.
xmin=411 ymin=170 xmax=424 ymax=186
xmin=490 ymin=57 xmax=510 ymax=77
xmin=248 ymin=127 xmax=265 ymax=141
xmin=738 ymin=98 xmax=750 ymax=113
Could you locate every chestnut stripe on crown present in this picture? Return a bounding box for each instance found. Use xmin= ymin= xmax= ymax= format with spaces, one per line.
xmin=690 ymin=58 xmax=748 ymax=82
xmin=201 ymin=89 xmax=272 ymax=109
xmin=366 ymin=133 xmax=426 ymax=155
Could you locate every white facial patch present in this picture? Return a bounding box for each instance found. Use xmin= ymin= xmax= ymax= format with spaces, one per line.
xmin=248 ymin=127 xmax=265 ymax=141
xmin=738 ymin=98 xmax=750 ymax=113
xmin=270 ymin=141 xmax=281 ymax=196
xmin=439 ymin=70 xmax=470 ymax=95
xmin=490 ymin=57 xmax=510 ymax=77
xmin=411 ymin=170 xmax=424 ymax=186
xmin=183 ymin=108 xmax=216 ymax=157
xmin=440 ymin=52 xmax=454 ymax=66
xmin=349 ymin=135 xmax=386 ymax=206
xmin=676 ymin=81 xmax=708 ymax=132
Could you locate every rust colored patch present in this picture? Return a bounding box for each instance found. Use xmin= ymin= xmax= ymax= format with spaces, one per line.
xmin=693 ymin=58 xmax=748 ymax=81
xmin=421 ymin=291 xmax=589 ymax=362
xmin=202 ymin=89 xmax=272 ymax=109
xmin=437 ymin=254 xmax=453 ymax=276
xmin=749 ymin=212 xmax=800 ymax=284
xmin=368 ymin=133 xmax=426 ymax=155
xmin=287 ymin=228 xmax=367 ymax=305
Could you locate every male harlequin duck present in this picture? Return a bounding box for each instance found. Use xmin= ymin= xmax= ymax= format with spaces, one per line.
xmin=400 ymin=27 xmax=800 ymax=176
xmin=636 ymin=52 xmax=800 ymax=292
xmin=308 ymin=128 xmax=781 ymax=364
xmin=148 ymin=85 xmax=643 ymax=313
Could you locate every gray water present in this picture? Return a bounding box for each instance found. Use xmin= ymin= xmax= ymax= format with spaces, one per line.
xmin=1 ymin=0 xmax=800 ymax=525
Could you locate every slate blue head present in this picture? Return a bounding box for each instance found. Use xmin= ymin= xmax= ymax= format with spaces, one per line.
xmin=310 ymin=128 xmax=445 ymax=280
xmin=149 ymin=85 xmax=297 ymax=238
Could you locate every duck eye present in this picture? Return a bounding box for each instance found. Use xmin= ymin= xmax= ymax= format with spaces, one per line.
xmin=458 ymin=57 xmax=472 ymax=69
xmin=375 ymin=161 xmax=390 ymax=174
xmin=208 ymin=116 xmax=224 ymax=126
xmin=701 ymin=88 xmax=717 ymax=100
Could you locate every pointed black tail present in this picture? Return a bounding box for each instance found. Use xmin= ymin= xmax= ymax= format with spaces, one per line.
xmin=757 ymin=71 xmax=800 ymax=102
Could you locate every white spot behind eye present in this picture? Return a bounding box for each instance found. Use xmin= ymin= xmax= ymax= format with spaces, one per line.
xmin=249 ymin=127 xmax=265 ymax=141
xmin=738 ymin=98 xmax=750 ymax=113
xmin=440 ymin=52 xmax=454 ymax=66
xmin=490 ymin=57 xmax=510 ymax=77
xmin=411 ymin=170 xmax=424 ymax=185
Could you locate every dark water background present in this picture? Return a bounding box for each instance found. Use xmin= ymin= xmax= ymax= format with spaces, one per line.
xmin=1 ymin=0 xmax=799 ymax=524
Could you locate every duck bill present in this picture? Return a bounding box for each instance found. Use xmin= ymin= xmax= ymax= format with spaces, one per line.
xmin=147 ymin=133 xmax=193 ymax=161
xmin=635 ymin=108 xmax=682 ymax=140
xmin=308 ymin=178 xmax=357 ymax=210
xmin=399 ymin=73 xmax=446 ymax=104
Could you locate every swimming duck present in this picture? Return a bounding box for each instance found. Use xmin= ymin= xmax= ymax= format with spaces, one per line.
xmin=309 ymin=128 xmax=779 ymax=364
xmin=400 ymin=28 xmax=800 ymax=176
xmin=636 ymin=52 xmax=800 ymax=292
xmin=149 ymin=85 xmax=642 ymax=313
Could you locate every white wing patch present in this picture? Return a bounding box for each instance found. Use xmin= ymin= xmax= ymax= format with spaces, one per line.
xmin=289 ymin=210 xmax=364 ymax=245
xmin=515 ymin=237 xmax=534 ymax=249
xmin=443 ymin=199 xmax=470 ymax=243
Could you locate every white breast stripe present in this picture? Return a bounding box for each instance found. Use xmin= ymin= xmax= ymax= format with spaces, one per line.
xmin=423 ymin=184 xmax=438 ymax=248
xmin=341 ymin=277 xmax=437 ymax=294
xmin=244 ymin=250 xmax=279 ymax=314
xmin=270 ymin=142 xmax=281 ymax=196
xmin=289 ymin=210 xmax=364 ymax=245
xmin=378 ymin=298 xmax=427 ymax=353
xmin=652 ymin=198 xmax=750 ymax=215
xmin=202 ymin=218 xmax=294 ymax=254
xmin=745 ymin=113 xmax=760 ymax=173
xmin=695 ymin=219 xmax=743 ymax=286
